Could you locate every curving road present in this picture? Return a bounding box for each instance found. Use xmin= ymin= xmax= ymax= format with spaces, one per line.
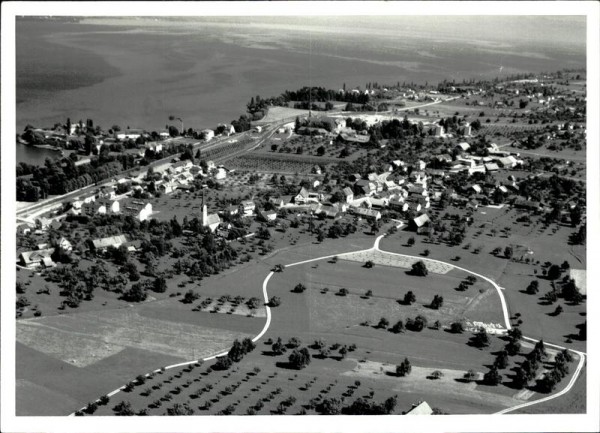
xmin=71 ymin=234 xmax=585 ymax=415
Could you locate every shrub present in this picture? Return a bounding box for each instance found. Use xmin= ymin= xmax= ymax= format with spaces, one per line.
xmin=411 ymin=260 xmax=428 ymax=276
xmin=396 ymin=358 xmax=411 ymax=377
xmin=268 ymin=296 xmax=281 ymax=307
xmin=292 ymin=283 xmax=307 ymax=293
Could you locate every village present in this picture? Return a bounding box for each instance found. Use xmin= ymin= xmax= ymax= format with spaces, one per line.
xmin=14 ymin=69 xmax=588 ymax=417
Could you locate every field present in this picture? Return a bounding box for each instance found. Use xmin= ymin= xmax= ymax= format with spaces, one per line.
xmin=84 ymin=237 xmax=583 ymax=416
xmin=379 ymin=205 xmax=586 ymax=353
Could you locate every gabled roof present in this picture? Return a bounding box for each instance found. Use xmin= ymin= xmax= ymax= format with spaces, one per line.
xmin=406 ymin=401 xmax=433 ymax=415
xmin=343 ymin=187 xmax=354 ymax=196
xmin=413 ymin=213 xmax=430 ymax=227
xmin=92 ymin=235 xmax=127 ymax=250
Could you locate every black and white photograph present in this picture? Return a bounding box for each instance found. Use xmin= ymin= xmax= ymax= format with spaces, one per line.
xmin=1 ymin=2 xmax=599 ymax=432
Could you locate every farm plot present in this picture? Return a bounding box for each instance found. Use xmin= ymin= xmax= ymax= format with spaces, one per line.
xmin=339 ymin=249 xmax=454 ymax=274
xmin=226 ymin=154 xmax=336 ymax=174
xmin=16 ymin=307 xmax=254 ymax=368
xmin=269 ymin=258 xmax=505 ymax=338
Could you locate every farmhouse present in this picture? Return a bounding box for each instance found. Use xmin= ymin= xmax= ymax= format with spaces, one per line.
xmin=116 ymin=129 xmax=144 ymax=140
xmin=239 ymin=200 xmax=256 ymax=216
xmin=82 ymin=199 xmax=120 ymax=216
xmin=410 ymin=213 xmax=430 ymax=231
xmin=257 ymin=208 xmax=278 ymax=222
xmin=122 ymin=202 xmax=153 ymax=221
xmin=337 ymin=132 xmax=370 ymax=145
xmin=406 ymin=401 xmax=433 ymax=415
xmin=19 ymin=248 xmax=55 ymax=268
xmin=91 ymin=235 xmax=128 ymax=252
xmin=351 ymin=206 xmax=381 ymax=221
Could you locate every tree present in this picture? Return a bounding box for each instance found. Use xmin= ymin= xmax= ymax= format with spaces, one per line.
xmin=316 ymin=146 xmax=326 ymax=156
xmin=269 ymin=296 xmax=281 ymax=307
xmin=450 ymin=321 xmax=465 ymax=333
xmin=403 ymin=291 xmax=416 ymax=305
xmin=213 ymin=356 xmax=233 ymax=371
xmin=396 ymin=358 xmax=412 ymax=377
xmin=464 ymin=369 xmax=478 ymax=382
xmin=411 ymin=260 xmax=428 ymax=276
xmin=492 ymin=247 xmax=502 ymax=256
xmin=288 ymin=347 xmax=311 ymax=369
xmin=364 ymin=260 xmax=374 ymax=268
xmin=547 ymin=264 xmax=562 ymax=280
xmin=246 ymin=297 xmax=261 ymax=310
xmin=390 ymin=320 xmax=404 ymax=334
xmin=430 ymin=370 xmax=444 ymax=380
xmin=407 ymin=237 xmax=415 ymax=246
xmin=317 ymin=397 xmax=342 ymax=415
xmin=377 ymin=317 xmax=390 ymax=329
xmin=471 ymin=327 xmax=490 ymax=348
xmin=227 ymin=339 xmax=246 ymax=362
xmin=113 ymin=400 xmax=134 ymax=416
xmin=272 ymin=337 xmax=286 ymax=355
xmin=292 ymin=283 xmax=307 ymax=293
xmin=507 ymin=327 xmax=523 ymax=342
xmin=494 ymin=351 xmax=509 ymax=369
xmin=505 ymin=339 xmax=521 ymax=356
xmin=152 ymin=276 xmax=167 ymax=293
xmin=537 ymin=369 xmax=562 ymax=393
xmin=121 ymin=283 xmax=147 ymax=302
xmin=504 ymin=246 xmax=513 ymax=259
xmin=411 ymin=315 xmax=428 ymax=332
xmin=526 ymin=280 xmax=539 ymax=295
xmin=483 ymin=366 xmax=502 ymax=386
xmin=430 ymin=295 xmax=444 ymax=309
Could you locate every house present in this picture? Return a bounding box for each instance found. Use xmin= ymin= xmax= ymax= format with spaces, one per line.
xmin=319 ymin=205 xmax=342 ymax=219
xmin=484 ymin=162 xmax=500 ymax=172
xmin=406 ymin=401 xmax=433 ymax=415
xmin=146 ymin=142 xmax=163 ymax=153
xmin=218 ymin=124 xmax=236 ymax=136
xmin=257 ymin=208 xmax=278 ymax=222
xmin=456 ymin=142 xmax=470 ymax=152
xmin=116 ymin=129 xmax=144 ymax=141
xmin=82 ymin=199 xmax=120 ymax=216
xmin=434 ymin=125 xmax=444 ymax=137
xmin=19 ymin=248 xmax=55 ymax=268
xmin=497 ymin=156 xmax=518 ymax=168
xmin=91 ymin=235 xmax=128 ymax=252
xmin=225 ymin=205 xmax=239 ymax=216
xmin=158 ymin=130 xmax=170 ymax=139
xmin=470 ymin=184 xmax=483 ymax=194
xmin=239 ymin=200 xmax=256 ymax=217
xmin=214 ymin=167 xmax=227 ymax=180
xmin=351 ymin=207 xmax=381 ymax=221
xmin=35 ymin=217 xmax=53 ymax=230
xmin=354 ymin=179 xmax=375 ymax=197
xmin=294 ymin=187 xmax=320 ymax=204
xmin=57 ymin=237 xmax=73 ymax=252
xmin=410 ymin=214 xmax=430 ymax=231
xmin=201 ymin=129 xmax=215 ymax=141
xmin=337 ymin=132 xmax=370 ymax=145
xmin=122 ymin=202 xmax=153 ymax=221
xmin=436 ymin=154 xmax=453 ymax=164
xmin=97 ymin=186 xmax=117 ymax=200
xmin=342 ymin=187 xmax=354 ymax=203
xmin=158 ymin=181 xmax=176 ymax=195
xmin=269 ymin=196 xmax=293 ymax=208
xmin=17 ymin=222 xmax=35 ymax=235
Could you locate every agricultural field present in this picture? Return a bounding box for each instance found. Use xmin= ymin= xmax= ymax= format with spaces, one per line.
xmin=79 ymin=234 xmax=583 ymax=416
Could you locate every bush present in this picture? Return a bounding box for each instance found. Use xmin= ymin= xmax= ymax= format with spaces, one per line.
xmin=411 ymin=260 xmax=428 ymax=276
xmin=396 ymin=358 xmax=411 ymax=377
xmin=450 ymin=321 xmax=465 ymax=333
xmin=288 ymin=347 xmax=311 ymax=370
xmin=292 ymin=283 xmax=307 ymax=293
xmin=337 ymin=288 xmax=349 ymax=296
xmin=268 ymin=296 xmax=281 ymax=307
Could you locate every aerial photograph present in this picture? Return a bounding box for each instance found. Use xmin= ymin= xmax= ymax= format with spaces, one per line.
xmin=2 ymin=2 xmax=598 ymax=432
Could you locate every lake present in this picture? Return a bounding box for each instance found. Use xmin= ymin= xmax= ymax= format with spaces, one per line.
xmin=15 ymin=16 xmax=586 ymax=165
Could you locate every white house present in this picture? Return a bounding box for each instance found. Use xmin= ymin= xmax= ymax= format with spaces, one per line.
xmin=201 ymin=129 xmax=215 ymax=141
xmin=117 ymin=129 xmax=143 ymax=140
xmin=122 ymin=202 xmax=152 ymax=221
xmin=239 ymin=200 xmax=256 ymax=217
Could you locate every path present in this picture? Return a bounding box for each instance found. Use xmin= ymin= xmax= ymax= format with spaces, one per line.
xmin=70 ymin=234 xmax=585 ymax=415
